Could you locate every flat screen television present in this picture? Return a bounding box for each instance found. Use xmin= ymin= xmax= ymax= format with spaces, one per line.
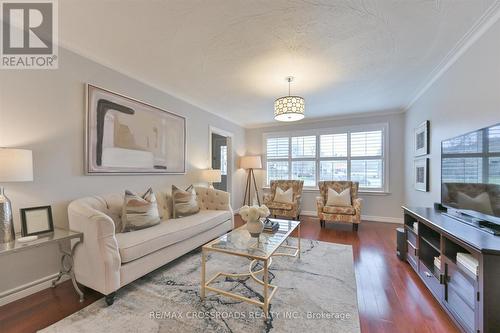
xmin=441 ymin=123 xmax=500 ymax=224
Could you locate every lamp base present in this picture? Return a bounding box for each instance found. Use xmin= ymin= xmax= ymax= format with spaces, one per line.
xmin=0 ymin=187 xmax=15 ymax=243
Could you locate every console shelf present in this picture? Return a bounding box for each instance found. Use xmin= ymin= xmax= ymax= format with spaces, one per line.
xmin=403 ymin=206 xmax=500 ymax=333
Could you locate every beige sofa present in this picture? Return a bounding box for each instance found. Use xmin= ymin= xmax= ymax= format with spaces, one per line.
xmin=68 ymin=187 xmax=233 ymax=305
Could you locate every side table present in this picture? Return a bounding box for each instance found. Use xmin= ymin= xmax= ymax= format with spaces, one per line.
xmin=0 ymin=228 xmax=84 ymax=302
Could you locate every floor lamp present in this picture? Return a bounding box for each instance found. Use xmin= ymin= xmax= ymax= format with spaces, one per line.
xmin=240 ymin=156 xmax=262 ymax=206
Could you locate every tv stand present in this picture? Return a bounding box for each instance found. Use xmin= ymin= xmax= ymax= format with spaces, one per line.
xmin=403 ymin=206 xmax=500 ymax=333
xmin=443 ymin=212 xmax=500 ymax=236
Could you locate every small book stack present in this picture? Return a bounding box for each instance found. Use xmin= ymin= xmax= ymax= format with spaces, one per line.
xmin=263 ymin=219 xmax=280 ymax=233
xmin=457 ymin=252 xmax=479 ymax=276
xmin=413 ymin=222 xmax=418 ymax=232
xmin=434 ymin=256 xmax=441 ymax=271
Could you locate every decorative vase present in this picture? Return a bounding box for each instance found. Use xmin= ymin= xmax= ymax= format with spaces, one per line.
xmin=246 ymin=218 xmax=264 ymax=238
xmin=0 ymin=187 xmax=15 ymax=243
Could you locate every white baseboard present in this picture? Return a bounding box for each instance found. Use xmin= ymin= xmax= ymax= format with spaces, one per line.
xmin=300 ymin=210 xmax=403 ymax=224
xmin=0 ymin=273 xmax=69 ymax=306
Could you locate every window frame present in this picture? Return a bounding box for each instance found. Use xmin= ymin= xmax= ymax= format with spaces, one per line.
xmin=263 ymin=123 xmax=389 ymax=193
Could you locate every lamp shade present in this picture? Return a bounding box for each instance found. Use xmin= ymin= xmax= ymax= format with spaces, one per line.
xmin=201 ymin=169 xmax=221 ymax=183
xmin=274 ymin=96 xmax=305 ymax=122
xmin=240 ymin=156 xmax=262 ymax=169
xmin=0 ymin=148 xmax=33 ymax=182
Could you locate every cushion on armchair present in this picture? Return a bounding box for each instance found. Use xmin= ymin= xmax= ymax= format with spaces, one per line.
xmin=274 ymin=187 xmax=293 ymax=203
xmin=323 ymin=205 xmax=356 ymax=215
xmin=326 ymin=187 xmax=351 ymax=207
xmin=266 ymin=201 xmax=294 ymax=211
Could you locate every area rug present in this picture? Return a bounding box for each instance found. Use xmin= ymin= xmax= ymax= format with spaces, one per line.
xmin=40 ymin=239 xmax=360 ymax=333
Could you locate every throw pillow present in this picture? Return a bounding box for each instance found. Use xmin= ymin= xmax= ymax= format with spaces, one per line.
xmin=121 ymin=187 xmax=161 ymax=232
xmin=172 ymin=185 xmax=200 ymax=218
xmin=326 ymin=187 xmax=352 ymax=207
xmin=456 ymin=191 xmax=494 ymax=216
xmin=274 ymin=187 xmax=293 ymax=204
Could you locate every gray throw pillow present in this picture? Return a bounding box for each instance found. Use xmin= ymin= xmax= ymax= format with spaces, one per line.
xmin=121 ymin=188 xmax=161 ymax=232
xmin=172 ymin=185 xmax=200 ymax=218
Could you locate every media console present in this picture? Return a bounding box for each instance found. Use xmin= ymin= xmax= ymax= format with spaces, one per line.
xmin=403 ymin=206 xmax=500 ymax=333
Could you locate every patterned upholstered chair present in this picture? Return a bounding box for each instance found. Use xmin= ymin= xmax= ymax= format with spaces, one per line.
xmin=263 ymin=180 xmax=304 ymax=220
xmin=316 ymin=181 xmax=362 ymax=231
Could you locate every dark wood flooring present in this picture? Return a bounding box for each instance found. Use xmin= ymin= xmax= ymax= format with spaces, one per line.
xmin=0 ymin=216 xmax=459 ymax=333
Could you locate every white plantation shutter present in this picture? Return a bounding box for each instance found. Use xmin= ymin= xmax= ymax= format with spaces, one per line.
xmin=266 ymin=137 xmax=289 ymax=158
xmin=265 ymin=125 xmax=387 ymax=191
xmin=320 ymin=133 xmax=347 ymax=157
xmin=291 ymin=136 xmax=316 ymax=158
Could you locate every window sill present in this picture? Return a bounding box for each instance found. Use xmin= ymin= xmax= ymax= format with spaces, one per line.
xmin=262 ymin=186 xmax=391 ymax=196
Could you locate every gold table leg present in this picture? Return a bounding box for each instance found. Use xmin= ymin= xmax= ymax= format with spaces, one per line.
xmin=263 ymin=259 xmax=269 ymax=318
xmin=201 ymin=250 xmax=206 ymax=300
xmin=298 ymin=224 xmax=301 ymax=259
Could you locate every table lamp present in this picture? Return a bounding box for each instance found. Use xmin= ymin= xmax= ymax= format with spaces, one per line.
xmin=201 ymin=169 xmax=222 ymax=189
xmin=240 ymin=155 xmax=262 ymax=206
xmin=0 ymin=148 xmax=33 ymax=243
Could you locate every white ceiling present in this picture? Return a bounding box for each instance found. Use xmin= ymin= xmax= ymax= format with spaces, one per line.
xmin=60 ymin=0 xmax=497 ymax=127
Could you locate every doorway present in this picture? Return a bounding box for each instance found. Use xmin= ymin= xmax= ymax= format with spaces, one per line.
xmin=209 ymin=127 xmax=232 ymax=192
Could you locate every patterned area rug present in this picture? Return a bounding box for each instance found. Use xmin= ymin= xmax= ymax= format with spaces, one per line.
xmin=41 ymin=239 xmax=360 ymax=333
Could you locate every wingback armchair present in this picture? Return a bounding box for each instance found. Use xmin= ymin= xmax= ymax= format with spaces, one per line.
xmin=263 ymin=180 xmax=304 ymax=220
xmin=316 ymin=181 xmax=362 ymax=231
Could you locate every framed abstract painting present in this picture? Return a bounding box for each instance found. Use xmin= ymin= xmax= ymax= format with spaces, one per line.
xmin=86 ymin=84 xmax=186 ymax=174
xmin=414 ymin=157 xmax=429 ymax=192
xmin=414 ymin=120 xmax=429 ymax=156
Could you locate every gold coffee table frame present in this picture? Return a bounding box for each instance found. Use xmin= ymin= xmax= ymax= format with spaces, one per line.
xmin=201 ymin=220 xmax=300 ymax=317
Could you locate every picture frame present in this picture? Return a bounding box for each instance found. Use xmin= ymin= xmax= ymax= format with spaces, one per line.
xmin=414 ymin=158 xmax=429 ymax=192
xmin=20 ymin=206 xmax=54 ymax=237
xmin=85 ymin=84 xmax=186 ymax=175
xmin=414 ymin=120 xmax=429 ymax=156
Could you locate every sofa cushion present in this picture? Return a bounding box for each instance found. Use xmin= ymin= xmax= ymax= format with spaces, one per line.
xmin=121 ymin=188 xmax=161 ymax=232
xmin=323 ymin=205 xmax=356 ymax=215
xmin=115 ymin=210 xmax=232 ymax=263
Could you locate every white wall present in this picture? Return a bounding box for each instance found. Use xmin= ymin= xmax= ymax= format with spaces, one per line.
xmin=0 ymin=47 xmax=246 ymax=302
xmin=404 ymin=18 xmax=500 ymax=207
xmin=245 ymin=112 xmax=405 ymax=221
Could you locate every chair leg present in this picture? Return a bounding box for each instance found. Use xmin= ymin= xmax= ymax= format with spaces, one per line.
xmin=320 ymin=220 xmax=324 ymax=228
xmin=296 ymin=214 xmax=300 ymax=221
xmin=353 ymin=224 xmax=359 ymax=232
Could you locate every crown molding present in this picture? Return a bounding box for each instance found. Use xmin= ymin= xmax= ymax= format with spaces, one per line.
xmin=405 ymin=1 xmax=500 ymax=110
xmin=244 ymin=108 xmax=404 ymax=129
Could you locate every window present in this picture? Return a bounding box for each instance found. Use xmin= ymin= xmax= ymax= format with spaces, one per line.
xmin=265 ymin=125 xmax=387 ymax=191
xmin=220 ymin=146 xmax=227 ymax=175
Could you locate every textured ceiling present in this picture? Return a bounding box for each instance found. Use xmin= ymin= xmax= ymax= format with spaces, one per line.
xmin=60 ymin=0 xmax=497 ymax=127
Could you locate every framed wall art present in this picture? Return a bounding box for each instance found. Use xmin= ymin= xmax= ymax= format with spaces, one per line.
xmin=414 ymin=157 xmax=429 ymax=192
xmin=20 ymin=206 xmax=54 ymax=236
xmin=414 ymin=120 xmax=429 ymax=156
xmin=86 ymin=84 xmax=186 ymax=174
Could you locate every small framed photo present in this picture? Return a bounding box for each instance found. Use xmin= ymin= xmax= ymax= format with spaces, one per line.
xmin=414 ymin=158 xmax=429 ymax=192
xmin=20 ymin=206 xmax=54 ymax=236
xmin=414 ymin=120 xmax=429 ymax=156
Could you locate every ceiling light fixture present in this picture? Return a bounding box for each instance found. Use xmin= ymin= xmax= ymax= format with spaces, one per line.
xmin=274 ymin=76 xmax=305 ymax=122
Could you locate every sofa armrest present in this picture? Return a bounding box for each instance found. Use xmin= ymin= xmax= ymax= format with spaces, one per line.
xmin=316 ymin=196 xmax=324 ymax=214
xmin=195 ymin=187 xmax=234 ymax=228
xmin=68 ymin=200 xmax=121 ymax=295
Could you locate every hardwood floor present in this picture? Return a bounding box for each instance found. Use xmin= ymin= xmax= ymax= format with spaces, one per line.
xmin=0 ymin=216 xmax=459 ymax=333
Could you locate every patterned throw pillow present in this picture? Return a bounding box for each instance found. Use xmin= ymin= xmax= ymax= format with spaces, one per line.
xmin=172 ymin=185 xmax=200 ymax=218
xmin=274 ymin=187 xmax=293 ymax=204
xmin=121 ymin=188 xmax=161 ymax=232
xmin=326 ymin=187 xmax=352 ymax=207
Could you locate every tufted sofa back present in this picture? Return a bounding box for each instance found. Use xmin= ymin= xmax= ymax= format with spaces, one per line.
xmin=68 ymin=186 xmax=231 ymax=233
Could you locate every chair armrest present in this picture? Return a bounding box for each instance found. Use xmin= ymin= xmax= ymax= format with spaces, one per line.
xmin=353 ymin=198 xmax=363 ymax=215
xmin=316 ymin=196 xmax=324 ymax=214
xmin=263 ymin=192 xmax=273 ymax=204
xmin=68 ymin=200 xmax=121 ymax=295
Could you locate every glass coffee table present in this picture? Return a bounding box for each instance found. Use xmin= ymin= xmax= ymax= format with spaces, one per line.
xmin=201 ymin=218 xmax=300 ymax=317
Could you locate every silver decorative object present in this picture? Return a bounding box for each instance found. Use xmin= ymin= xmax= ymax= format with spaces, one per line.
xmin=0 ymin=187 xmax=15 ymax=243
